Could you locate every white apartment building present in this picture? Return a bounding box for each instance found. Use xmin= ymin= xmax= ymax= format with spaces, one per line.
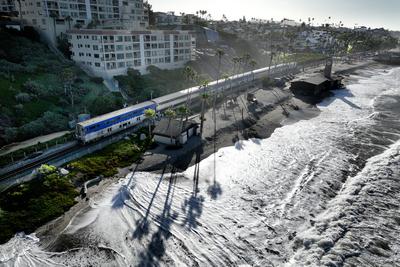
xmin=18 ymin=0 xmax=148 ymax=44
xmin=0 ymin=0 xmax=15 ymax=13
xmin=154 ymin=11 xmax=182 ymax=26
xmin=68 ymin=29 xmax=196 ymax=78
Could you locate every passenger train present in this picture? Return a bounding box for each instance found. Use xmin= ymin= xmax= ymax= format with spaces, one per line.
xmin=76 ymin=63 xmax=297 ymax=143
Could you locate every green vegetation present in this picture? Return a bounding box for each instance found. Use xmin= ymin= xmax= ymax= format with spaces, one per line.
xmin=0 ymin=164 xmax=78 ymax=244
xmin=0 ymin=28 xmax=123 ymax=147
xmin=115 ymin=66 xmax=202 ymax=104
xmin=67 ymin=129 xmax=152 ymax=184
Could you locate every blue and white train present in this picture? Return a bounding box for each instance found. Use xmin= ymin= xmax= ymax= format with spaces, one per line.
xmin=76 ymin=63 xmax=297 ymax=143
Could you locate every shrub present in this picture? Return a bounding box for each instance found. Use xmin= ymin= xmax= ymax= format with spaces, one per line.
xmin=2 ymin=127 xmax=18 ymax=143
xmin=0 ymin=165 xmax=78 ymax=244
xmin=262 ymin=76 xmax=273 ymax=87
xmin=20 ymin=119 xmax=45 ymax=138
xmin=42 ymin=111 xmax=68 ymax=131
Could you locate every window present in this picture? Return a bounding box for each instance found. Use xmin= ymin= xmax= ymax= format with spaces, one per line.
xmin=116 ymin=45 xmax=124 ymax=51
xmin=95 ymin=63 xmax=100 ymax=67
xmin=124 ymin=36 xmax=132 ymax=42
xmin=117 ymin=53 xmax=124 ymax=60
xmin=94 ymin=54 xmax=99 ymax=58
xmin=126 ymin=53 xmax=133 ymax=59
xmin=118 ymin=62 xmax=125 ymax=68
xmin=92 ymin=36 xmax=98 ymax=41
xmin=93 ymin=45 xmax=99 ymax=50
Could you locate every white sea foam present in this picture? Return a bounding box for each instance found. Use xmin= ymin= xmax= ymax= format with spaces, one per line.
xmin=1 ymin=67 xmax=399 ymax=266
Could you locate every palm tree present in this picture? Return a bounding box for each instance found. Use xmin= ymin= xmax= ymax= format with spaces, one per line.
xmin=232 ymin=57 xmax=240 ymax=77
xmin=183 ymin=66 xmax=197 ymax=106
xmin=176 ymin=105 xmax=190 ymax=140
xmin=215 ymin=49 xmax=225 ymax=83
xmin=16 ymin=0 xmax=23 ymax=29
xmin=249 ymin=60 xmax=257 ymax=84
xmin=144 ymin=109 xmax=156 ymax=138
xmin=49 ymin=13 xmax=58 ymax=44
xmin=61 ymin=68 xmax=76 ymax=108
xmin=214 ymin=48 xmax=225 ymax=125
xmin=164 ymin=108 xmax=176 ymax=143
xmin=65 ymin=16 xmax=73 ymax=30
xmin=242 ymin=53 xmax=251 ymax=82
xmin=199 ymin=80 xmax=210 ymax=137
xmin=221 ymin=74 xmax=231 ymax=119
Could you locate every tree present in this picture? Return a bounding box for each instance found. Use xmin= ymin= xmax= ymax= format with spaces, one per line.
xmin=16 ymin=0 xmax=23 ymax=29
xmin=60 ymin=68 xmax=76 ymax=108
xmin=214 ymin=48 xmax=225 ymax=127
xmin=144 ymin=2 xmax=155 ymax=26
xmin=183 ymin=66 xmax=197 ymax=106
xmin=164 ymin=108 xmax=176 ymax=143
xmin=199 ymin=80 xmax=210 ymax=137
xmin=221 ymin=74 xmax=231 ymax=119
xmin=176 ymin=105 xmax=190 ymax=141
xmin=144 ymin=109 xmax=156 ymax=137
xmin=249 ymin=60 xmax=257 ymax=84
xmin=49 ymin=13 xmax=58 ymax=44
xmin=65 ymin=16 xmax=73 ymax=30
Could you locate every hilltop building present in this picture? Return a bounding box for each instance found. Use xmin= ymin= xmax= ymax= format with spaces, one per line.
xmin=68 ymin=29 xmax=196 ymax=78
xmin=17 ymin=0 xmax=197 ymax=80
xmin=18 ymin=0 xmax=149 ymax=44
xmin=154 ymin=11 xmax=182 ymax=26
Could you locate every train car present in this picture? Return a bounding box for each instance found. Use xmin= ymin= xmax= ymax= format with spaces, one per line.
xmin=76 ymin=101 xmax=157 ymax=143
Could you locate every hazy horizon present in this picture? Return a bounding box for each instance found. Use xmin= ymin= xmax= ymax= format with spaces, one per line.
xmin=149 ymin=0 xmax=400 ymax=31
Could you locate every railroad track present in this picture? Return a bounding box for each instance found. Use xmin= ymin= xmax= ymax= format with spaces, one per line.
xmin=0 ymin=144 xmax=81 ymax=182
xmin=0 ymin=122 xmax=150 ymax=185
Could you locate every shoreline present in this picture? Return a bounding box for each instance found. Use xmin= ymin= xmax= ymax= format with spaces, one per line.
xmin=35 ymin=59 xmax=377 ymax=246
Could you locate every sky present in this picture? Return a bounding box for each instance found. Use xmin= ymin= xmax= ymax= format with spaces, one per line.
xmin=149 ymin=0 xmax=400 ymax=31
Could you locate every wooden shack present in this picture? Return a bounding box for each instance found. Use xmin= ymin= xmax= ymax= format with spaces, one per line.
xmin=290 ymin=74 xmax=332 ymax=96
xmin=153 ymin=119 xmax=198 ymax=146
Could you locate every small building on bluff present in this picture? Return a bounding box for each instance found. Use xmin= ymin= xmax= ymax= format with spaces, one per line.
xmin=153 ymin=119 xmax=198 ymax=146
xmin=290 ymin=59 xmax=343 ymax=97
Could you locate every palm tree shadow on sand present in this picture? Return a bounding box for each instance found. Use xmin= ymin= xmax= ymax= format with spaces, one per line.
xmin=207 ymin=129 xmax=223 ymax=200
xmin=137 ymin=171 xmax=178 ymax=266
xmin=181 ymin=146 xmax=205 ymax=229
xmin=132 ymin=163 xmax=169 ymax=241
xmin=111 ymin=163 xmax=140 ymax=209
